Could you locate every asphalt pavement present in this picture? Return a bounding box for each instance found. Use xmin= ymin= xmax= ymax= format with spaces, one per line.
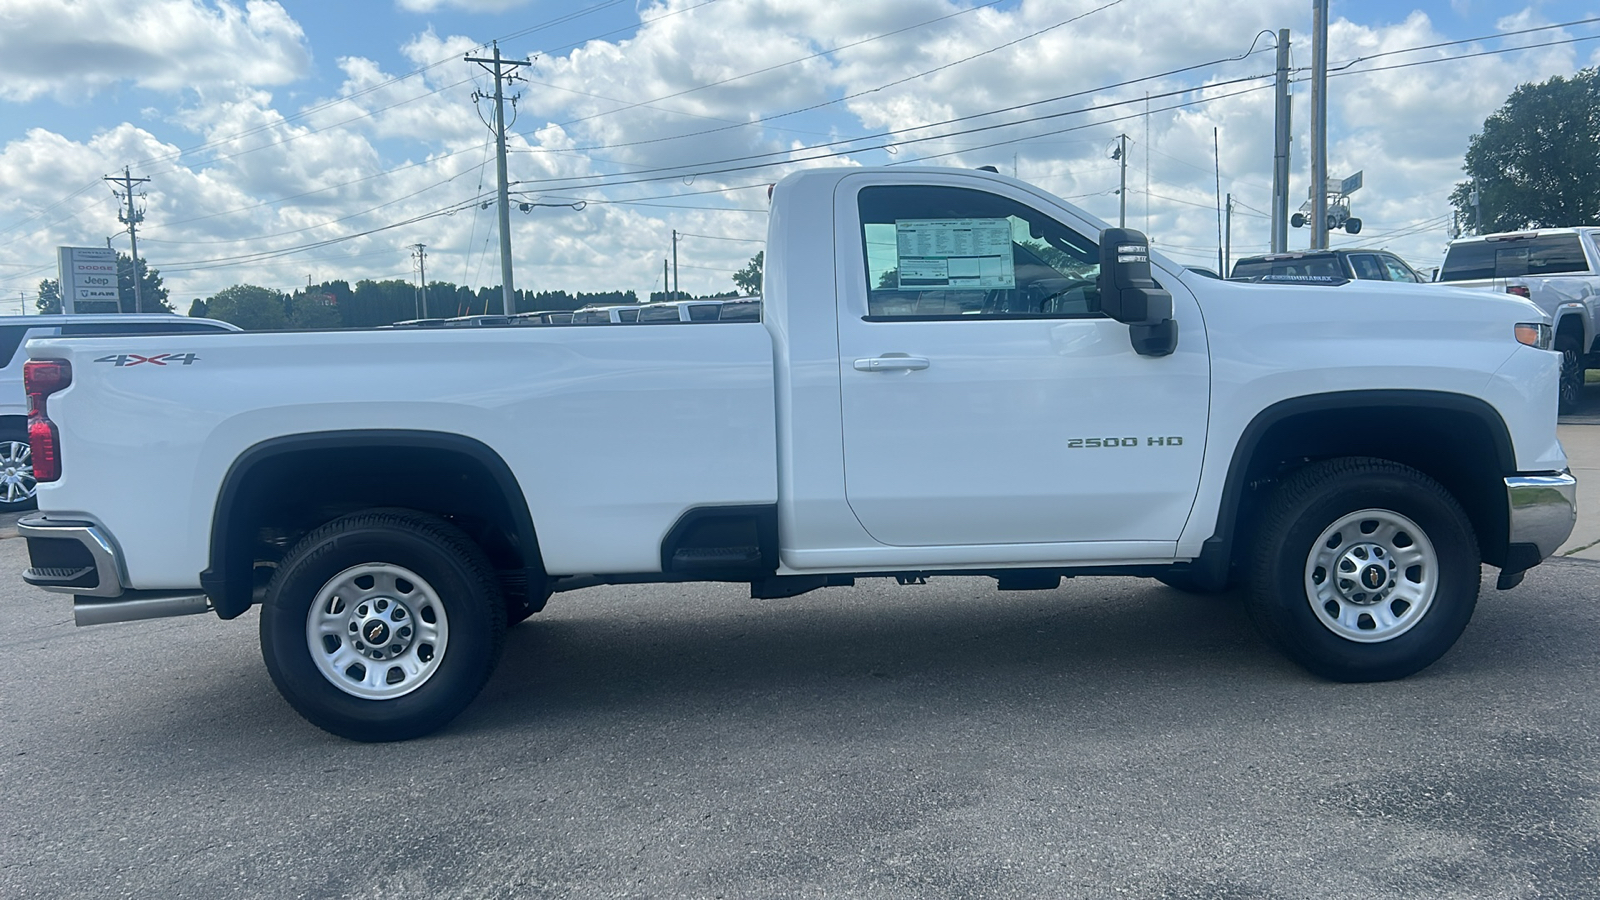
xmin=3 ymin=509 xmax=1599 ymax=898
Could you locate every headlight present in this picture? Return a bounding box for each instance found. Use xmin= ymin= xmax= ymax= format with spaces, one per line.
xmin=1515 ymin=322 xmax=1552 ymax=350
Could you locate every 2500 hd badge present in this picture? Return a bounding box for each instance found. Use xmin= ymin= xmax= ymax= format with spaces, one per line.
xmin=1067 ymin=436 xmax=1184 ymax=448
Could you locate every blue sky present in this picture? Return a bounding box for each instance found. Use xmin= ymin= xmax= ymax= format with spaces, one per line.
xmin=0 ymin=0 xmax=1596 ymax=312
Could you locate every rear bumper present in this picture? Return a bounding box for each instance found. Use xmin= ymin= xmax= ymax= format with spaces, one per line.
xmin=18 ymin=515 xmax=124 ymax=597
xmin=1504 ymin=470 xmax=1578 ymax=565
xmin=17 ymin=515 xmax=210 ymax=625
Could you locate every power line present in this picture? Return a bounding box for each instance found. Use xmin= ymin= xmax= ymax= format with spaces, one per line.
xmin=674 ymin=231 xmax=764 ymax=244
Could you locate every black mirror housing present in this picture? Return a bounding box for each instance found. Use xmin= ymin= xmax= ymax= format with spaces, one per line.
xmin=1097 ymin=228 xmax=1177 ymax=357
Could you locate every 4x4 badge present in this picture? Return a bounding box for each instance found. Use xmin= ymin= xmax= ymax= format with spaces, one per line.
xmin=94 ymin=353 xmax=199 ymax=367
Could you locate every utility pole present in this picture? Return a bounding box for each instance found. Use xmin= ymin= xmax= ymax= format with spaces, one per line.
xmin=105 ymin=166 xmax=150 ymax=313
xmin=1111 ymin=134 xmax=1129 ymax=227
xmin=409 ymin=243 xmax=428 ymax=319
xmin=1224 ymin=193 xmax=1234 ymax=276
xmin=1214 ymin=127 xmax=1224 ymax=275
xmin=1271 ymin=28 xmax=1292 ymax=253
xmin=662 ymin=259 xmax=669 ymax=301
xmin=671 ymin=229 xmax=680 ymax=299
xmin=466 ymin=41 xmax=530 ymax=315
xmin=1309 ymin=0 xmax=1330 ymax=250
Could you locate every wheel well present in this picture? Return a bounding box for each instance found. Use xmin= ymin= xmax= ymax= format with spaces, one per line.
xmin=1207 ymin=395 xmax=1514 ymax=578
xmin=1554 ymin=313 xmax=1585 ymax=352
xmin=202 ymin=432 xmax=543 ymax=619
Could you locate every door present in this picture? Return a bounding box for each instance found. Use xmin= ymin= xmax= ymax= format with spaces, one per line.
xmin=835 ymin=181 xmax=1210 ymax=547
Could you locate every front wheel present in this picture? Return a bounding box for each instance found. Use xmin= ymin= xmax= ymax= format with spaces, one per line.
xmin=1557 ymin=335 xmax=1583 ymax=414
xmin=260 ymin=511 xmax=505 ymax=741
xmin=1247 ymin=458 xmax=1479 ymax=682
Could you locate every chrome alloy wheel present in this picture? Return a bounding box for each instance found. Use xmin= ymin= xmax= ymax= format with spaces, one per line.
xmin=1305 ymin=508 xmax=1438 ymax=643
xmin=306 ymin=563 xmax=450 ymax=700
xmin=0 ymin=440 xmax=35 ymax=504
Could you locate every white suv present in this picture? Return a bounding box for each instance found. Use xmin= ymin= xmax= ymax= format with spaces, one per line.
xmin=0 ymin=314 xmax=240 ymax=511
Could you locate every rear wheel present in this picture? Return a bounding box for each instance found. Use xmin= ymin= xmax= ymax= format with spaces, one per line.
xmin=0 ymin=423 xmax=36 ymax=512
xmin=260 ymin=511 xmax=505 ymax=742
xmin=1557 ymin=334 xmax=1583 ymax=413
xmin=1247 ymin=458 xmax=1479 ymax=682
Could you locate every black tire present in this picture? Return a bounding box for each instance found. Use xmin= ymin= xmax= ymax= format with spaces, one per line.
xmin=1247 ymin=457 xmax=1479 ymax=682
xmin=1345 ymin=217 xmax=1362 ymax=235
xmin=0 ymin=422 xmax=37 ymax=512
xmin=260 ymin=511 xmax=506 ymax=742
xmin=1556 ymin=335 xmax=1583 ymax=414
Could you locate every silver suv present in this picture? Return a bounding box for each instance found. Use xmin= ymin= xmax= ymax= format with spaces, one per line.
xmin=0 ymin=314 xmax=240 ymax=510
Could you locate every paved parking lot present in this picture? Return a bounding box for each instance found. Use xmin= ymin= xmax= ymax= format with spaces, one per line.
xmin=3 ymin=508 xmax=1599 ymax=898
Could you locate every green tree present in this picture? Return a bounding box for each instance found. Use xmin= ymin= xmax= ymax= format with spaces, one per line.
xmin=117 ymin=253 xmax=172 ymax=313
xmin=286 ymin=290 xmax=342 ymax=330
xmin=36 ymin=278 xmax=61 ymax=314
xmin=205 ymin=284 xmax=288 ymax=330
xmin=733 ymin=251 xmax=763 ymax=295
xmin=1451 ymin=68 xmax=1600 ymax=232
xmin=187 ymin=298 xmax=208 ymax=318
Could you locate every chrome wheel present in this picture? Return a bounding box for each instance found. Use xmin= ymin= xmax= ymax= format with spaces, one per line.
xmin=306 ymin=563 xmax=450 ymax=700
xmin=0 ymin=440 xmax=35 ymax=505
xmin=1305 ymin=508 xmax=1437 ymax=643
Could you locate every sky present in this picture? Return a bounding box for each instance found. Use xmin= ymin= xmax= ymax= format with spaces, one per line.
xmin=0 ymin=0 xmax=1597 ymax=314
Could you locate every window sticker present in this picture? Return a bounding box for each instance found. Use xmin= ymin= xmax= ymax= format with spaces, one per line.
xmin=894 ymin=218 xmax=1016 ymax=289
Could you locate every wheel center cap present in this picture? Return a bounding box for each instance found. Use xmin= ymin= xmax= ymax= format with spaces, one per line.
xmin=363 ymin=620 xmax=391 ymax=645
xmin=1360 ymin=564 xmax=1388 ymax=591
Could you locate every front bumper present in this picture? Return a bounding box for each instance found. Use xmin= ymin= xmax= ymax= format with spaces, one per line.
xmin=18 ymin=515 xmax=210 ymax=626
xmin=1502 ymin=471 xmax=1578 ymax=580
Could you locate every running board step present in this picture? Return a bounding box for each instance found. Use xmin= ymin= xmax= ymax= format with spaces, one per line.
xmin=74 ymin=591 xmax=212 ymax=627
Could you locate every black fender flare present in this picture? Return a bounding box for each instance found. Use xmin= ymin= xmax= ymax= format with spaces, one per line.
xmin=199 ymin=429 xmax=541 ymax=619
xmin=1185 ymin=390 xmax=1515 ymax=588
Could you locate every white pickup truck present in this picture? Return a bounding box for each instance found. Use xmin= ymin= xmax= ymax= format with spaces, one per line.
xmin=19 ymin=167 xmax=1576 ymax=742
xmin=1437 ymin=228 xmax=1600 ymax=411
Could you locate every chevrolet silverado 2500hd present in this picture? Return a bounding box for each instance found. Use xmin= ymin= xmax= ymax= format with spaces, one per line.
xmin=18 ymin=167 xmax=1576 ymax=741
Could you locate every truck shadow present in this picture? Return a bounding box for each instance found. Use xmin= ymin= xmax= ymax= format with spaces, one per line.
xmin=455 ymin=578 xmax=1295 ymax=737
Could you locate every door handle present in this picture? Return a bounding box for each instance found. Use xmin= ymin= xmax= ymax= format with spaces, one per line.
xmin=853 ymin=355 xmax=930 ymax=372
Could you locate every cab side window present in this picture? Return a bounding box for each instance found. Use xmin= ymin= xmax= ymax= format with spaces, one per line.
xmin=1348 ymin=254 xmax=1384 ymax=280
xmin=858 ymin=185 xmax=1101 ymax=320
xmin=1379 ymin=255 xmax=1420 ymax=282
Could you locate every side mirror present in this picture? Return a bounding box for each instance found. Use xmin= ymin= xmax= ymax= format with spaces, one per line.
xmin=1097 ymin=228 xmax=1178 ymax=358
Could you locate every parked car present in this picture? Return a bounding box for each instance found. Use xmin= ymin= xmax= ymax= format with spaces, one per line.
xmin=0 ymin=313 xmax=240 ymax=510
xmin=715 ymin=297 xmax=761 ymax=322
xmin=511 ymin=311 xmax=574 ymax=325
xmin=570 ymin=305 xmax=642 ymax=324
xmin=1436 ymin=228 xmax=1600 ymax=411
xmin=442 ymin=315 xmax=512 ymax=327
xmin=637 ymin=300 xmax=728 ymax=323
xmin=1231 ymin=249 xmax=1427 ymax=283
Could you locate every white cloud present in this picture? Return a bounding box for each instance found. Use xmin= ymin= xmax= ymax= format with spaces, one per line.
xmin=394 ymin=0 xmax=533 ymax=12
xmin=0 ymin=0 xmax=310 ymax=102
xmin=0 ymin=0 xmax=1592 ymax=303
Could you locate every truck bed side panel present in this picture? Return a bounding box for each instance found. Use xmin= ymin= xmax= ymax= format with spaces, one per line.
xmin=29 ymin=326 xmax=777 ymax=586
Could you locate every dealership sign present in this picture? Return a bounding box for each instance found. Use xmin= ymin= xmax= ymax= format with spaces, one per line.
xmin=56 ymin=246 xmax=121 ymax=313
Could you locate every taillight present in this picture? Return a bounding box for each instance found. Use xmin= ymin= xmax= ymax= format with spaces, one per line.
xmin=1507 ymin=285 xmax=1531 ymax=299
xmin=23 ymin=359 xmax=70 ymax=483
